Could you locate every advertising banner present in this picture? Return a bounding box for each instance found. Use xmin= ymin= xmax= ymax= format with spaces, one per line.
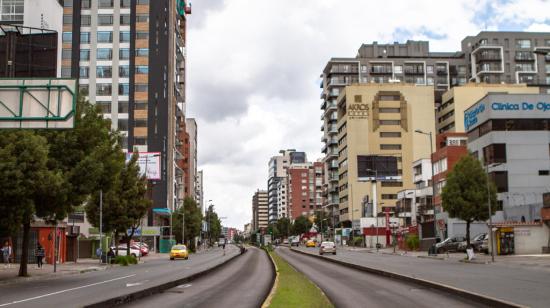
xmin=126 ymin=152 xmax=161 ymax=180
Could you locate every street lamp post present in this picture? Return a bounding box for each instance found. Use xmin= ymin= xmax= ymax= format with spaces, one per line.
xmin=365 ymin=168 xmax=379 ymax=250
xmin=415 ymin=129 xmax=438 ymax=255
xmin=141 ymin=153 xmax=159 ymax=257
xmin=486 ymin=162 xmax=502 ymax=262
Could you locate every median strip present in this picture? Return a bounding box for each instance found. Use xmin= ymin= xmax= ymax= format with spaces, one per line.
xmin=290 ymin=248 xmax=526 ymax=308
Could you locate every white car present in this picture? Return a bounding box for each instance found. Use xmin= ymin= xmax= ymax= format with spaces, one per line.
xmin=112 ymin=246 xmax=142 ymax=257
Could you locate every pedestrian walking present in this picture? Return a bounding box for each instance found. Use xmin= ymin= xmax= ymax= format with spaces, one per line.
xmin=2 ymin=241 xmax=13 ymax=268
xmin=222 ymin=241 xmax=226 ymax=256
xmin=35 ymin=242 xmax=45 ymax=269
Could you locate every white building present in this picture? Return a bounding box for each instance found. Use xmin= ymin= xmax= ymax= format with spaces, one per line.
xmin=465 ymin=93 xmax=550 ymax=222
xmin=196 ymin=170 xmax=204 ymax=212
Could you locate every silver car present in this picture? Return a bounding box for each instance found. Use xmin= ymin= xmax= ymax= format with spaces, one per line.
xmin=319 ymin=241 xmax=336 ymax=255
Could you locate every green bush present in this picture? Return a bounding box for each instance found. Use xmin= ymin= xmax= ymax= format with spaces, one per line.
xmin=127 ymin=255 xmax=138 ymax=264
xmin=352 ymin=236 xmax=363 ymax=247
xmin=114 ymin=255 xmax=137 ymax=266
xmin=405 ymin=234 xmax=420 ymax=250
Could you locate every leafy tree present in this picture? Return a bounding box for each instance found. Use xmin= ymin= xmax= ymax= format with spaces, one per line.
xmin=292 ymin=215 xmax=312 ymax=235
xmin=267 ymin=223 xmax=280 ymax=239
xmin=172 ymin=197 xmax=203 ymax=251
xmin=0 ymin=131 xmax=64 ymax=277
xmin=276 ymin=218 xmax=291 ymax=238
xmin=314 ymin=210 xmax=332 ymax=234
xmin=205 ymin=205 xmax=222 ymax=246
xmin=441 ymin=155 xmax=497 ymax=246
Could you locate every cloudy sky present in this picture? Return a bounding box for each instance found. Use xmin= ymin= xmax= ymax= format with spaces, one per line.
xmin=185 ymin=0 xmax=550 ymax=229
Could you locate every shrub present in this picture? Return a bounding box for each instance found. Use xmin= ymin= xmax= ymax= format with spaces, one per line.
xmin=127 ymin=255 xmax=138 ymax=264
xmin=353 ymin=236 xmax=363 ymax=247
xmin=115 ymin=255 xmax=137 ymax=266
xmin=405 ymin=234 xmax=420 ymax=250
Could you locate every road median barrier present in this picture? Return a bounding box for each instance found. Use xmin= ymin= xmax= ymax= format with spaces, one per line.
xmin=85 ymin=249 xmax=245 ymax=308
xmin=261 ymin=248 xmax=279 ymax=308
xmin=289 ymin=248 xmax=526 ymax=308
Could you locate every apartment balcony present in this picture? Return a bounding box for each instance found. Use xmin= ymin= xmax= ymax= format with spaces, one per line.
xmin=476 ymin=53 xmax=502 ymax=63
xmin=321 ymin=143 xmax=328 ymax=154
xmin=515 ymin=52 xmax=535 ymax=61
xmin=320 ymin=100 xmax=326 ymax=110
xmin=404 ymin=66 xmax=424 ymax=75
xmin=328 ymin=138 xmax=338 ymax=145
xmin=436 ymin=68 xmax=448 ymax=76
xmin=328 ymin=161 xmax=339 ymax=169
xmin=370 ymin=66 xmax=392 ymax=74
xmin=328 ymin=77 xmax=359 ymax=86
xmin=327 ymin=150 xmax=338 ymax=159
xmin=329 ymin=173 xmax=339 ymax=182
xmin=329 ymin=66 xmax=359 ymax=74
xmin=328 ymin=125 xmax=338 ymax=134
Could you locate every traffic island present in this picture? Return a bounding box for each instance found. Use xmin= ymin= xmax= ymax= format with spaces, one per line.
xmin=267 ymin=250 xmax=333 ymax=308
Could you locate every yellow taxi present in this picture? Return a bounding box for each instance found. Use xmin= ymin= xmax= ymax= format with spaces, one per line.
xmin=305 ymin=240 xmax=316 ymax=248
xmin=170 ymin=244 xmax=189 ymax=260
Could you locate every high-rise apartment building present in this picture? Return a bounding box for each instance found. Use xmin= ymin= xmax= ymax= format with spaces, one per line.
xmin=196 ymin=170 xmax=204 ymax=211
xmin=335 ymin=84 xmax=436 ymax=228
xmin=185 ymin=118 xmax=197 ymax=200
xmin=267 ymin=150 xmax=306 ymax=223
xmin=62 ymin=0 xmax=191 ymax=220
xmin=286 ymin=161 xmax=324 ymax=219
xmin=252 ymin=190 xmax=268 ymax=231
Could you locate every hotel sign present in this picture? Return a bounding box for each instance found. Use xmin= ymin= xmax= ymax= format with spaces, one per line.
xmin=349 ymin=103 xmax=369 ymax=119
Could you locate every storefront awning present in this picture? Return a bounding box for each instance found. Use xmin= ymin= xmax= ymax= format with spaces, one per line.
xmin=153 ymin=208 xmax=172 ymax=216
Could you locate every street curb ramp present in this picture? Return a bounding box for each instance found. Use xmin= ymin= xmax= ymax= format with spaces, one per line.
xmin=84 ymin=249 xmax=245 ymax=308
xmin=290 ymin=248 xmax=526 ymax=308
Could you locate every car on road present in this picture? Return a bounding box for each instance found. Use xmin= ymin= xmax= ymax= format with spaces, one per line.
xmin=131 ymin=244 xmax=149 ymax=256
xmin=290 ymin=237 xmax=300 ymax=247
xmin=457 ymin=233 xmax=488 ymax=252
xmin=305 ymin=240 xmax=316 ymax=248
xmin=112 ymin=246 xmax=142 ymax=258
xmin=319 ymin=241 xmax=336 ymax=255
xmin=170 ymin=244 xmax=189 ymax=260
xmin=435 ymin=236 xmax=466 ymax=253
xmin=218 ymin=238 xmax=226 ymax=247
xmin=283 ymin=239 xmax=289 ymax=245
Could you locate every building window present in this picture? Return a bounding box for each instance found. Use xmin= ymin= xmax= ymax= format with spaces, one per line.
xmin=64 ymin=0 xmax=73 ymax=7
xmin=135 ymin=101 xmax=148 ymax=110
xmin=80 ymin=32 xmax=90 ymax=44
xmin=136 ymin=14 xmax=149 ymax=23
xmin=120 ymin=14 xmax=130 ymax=25
xmin=136 ymin=31 xmax=149 ymax=40
xmin=380 ymin=144 xmax=402 ymax=150
xmin=81 ymin=15 xmax=91 ymax=26
xmin=117 ymin=101 xmax=129 ymax=113
xmin=381 ymin=194 xmax=397 ymax=200
xmin=79 ymin=85 xmax=89 ymax=95
xmin=119 ymin=31 xmax=130 ymax=43
xmin=96 ymin=102 xmax=111 ymax=113
xmin=119 ymin=65 xmax=130 ymax=77
xmin=62 ymin=49 xmax=72 ymax=60
xmin=394 ymin=65 xmax=403 ymax=74
xmin=61 ymin=67 xmax=72 ymax=78
xmin=96 ymin=66 xmax=112 ymax=78
xmin=97 ymin=31 xmax=113 ymax=43
xmin=120 ymin=0 xmax=131 ymax=8
xmin=134 ymin=137 xmax=147 ymax=145
xmin=119 ymin=84 xmax=130 ymax=96
xmin=379 ymin=108 xmax=400 ymax=113
xmin=96 ymin=84 xmax=112 ymax=96
xmin=63 ymin=15 xmax=72 ymax=25
xmin=135 ymin=66 xmax=149 ymax=74
xmin=98 ymin=15 xmax=113 ymax=26
xmin=427 ymin=77 xmax=434 ymax=85
xmin=97 ymin=48 xmax=112 ymax=60
xmin=119 ymin=48 xmax=130 ymax=60
xmin=98 ymin=0 xmax=114 ymax=8
xmin=483 ymin=143 xmax=506 ymax=165
xmin=515 ymin=39 xmax=531 ymax=49
xmin=78 ymin=49 xmax=89 ymax=61
xmin=426 ymin=65 xmax=434 ymax=74
xmin=137 ymin=0 xmax=149 ymax=4
xmin=79 ymin=67 xmax=89 ymax=78
xmin=118 ymin=119 xmax=128 ymax=131
xmin=135 ymin=119 xmax=147 ymax=127
xmin=62 ymin=32 xmax=72 ymax=43
xmin=381 ymin=181 xmax=403 ymax=187
xmin=379 ymin=120 xmax=401 ymax=125
xmin=81 ymin=0 xmax=91 ymax=8
xmin=539 ymin=170 xmax=549 ymax=176
xmin=135 ymin=84 xmax=148 ymax=92
xmin=380 ymin=132 xmax=401 ymax=138
xmin=136 ymin=48 xmax=149 ymax=57
xmin=490 ymin=171 xmax=508 ymax=193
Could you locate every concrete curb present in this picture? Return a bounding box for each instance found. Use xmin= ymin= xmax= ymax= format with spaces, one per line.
xmin=290 ymin=248 xmax=526 ymax=308
xmin=84 ymin=250 xmax=243 ymax=308
xmin=0 ymin=266 xmax=108 ymax=286
xmin=261 ymin=249 xmax=278 ymax=308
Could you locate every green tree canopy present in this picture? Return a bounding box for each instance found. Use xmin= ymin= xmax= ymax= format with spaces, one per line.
xmin=172 ymin=197 xmax=203 ymax=251
xmin=441 ymin=155 xmax=498 ymax=246
xmin=276 ymin=218 xmax=291 ymax=238
xmin=292 ymin=215 xmax=312 ymax=235
xmin=205 ymin=205 xmax=222 ymax=245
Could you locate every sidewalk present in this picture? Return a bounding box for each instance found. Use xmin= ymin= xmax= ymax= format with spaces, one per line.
xmin=0 ymin=258 xmax=108 ymax=285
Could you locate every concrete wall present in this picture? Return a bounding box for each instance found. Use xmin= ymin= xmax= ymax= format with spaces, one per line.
xmin=514 ymin=224 xmax=549 ymax=255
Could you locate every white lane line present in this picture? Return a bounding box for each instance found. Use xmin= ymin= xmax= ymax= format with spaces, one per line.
xmin=0 ymin=274 xmax=136 ymax=307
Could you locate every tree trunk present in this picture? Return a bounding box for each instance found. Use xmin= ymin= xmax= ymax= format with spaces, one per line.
xmin=18 ymin=221 xmax=30 ymax=277
xmin=127 ymin=228 xmax=135 ymax=256
xmin=466 ymin=220 xmax=471 ymax=247
xmin=113 ymin=232 xmax=119 ymax=256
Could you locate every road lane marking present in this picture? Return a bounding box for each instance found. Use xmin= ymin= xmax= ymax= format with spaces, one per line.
xmin=176 ymin=284 xmax=192 ymax=289
xmin=0 ymin=274 xmax=136 ymax=307
xmin=126 ymin=280 xmax=148 ymax=287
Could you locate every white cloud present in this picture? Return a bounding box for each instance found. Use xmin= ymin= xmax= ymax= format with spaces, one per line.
xmin=185 ymin=0 xmax=550 ymax=229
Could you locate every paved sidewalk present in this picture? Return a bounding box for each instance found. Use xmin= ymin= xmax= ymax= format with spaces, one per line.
xmin=295 ymin=246 xmax=550 ymax=307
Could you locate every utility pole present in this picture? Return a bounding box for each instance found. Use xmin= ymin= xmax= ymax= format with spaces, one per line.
xmin=99 ymin=189 xmax=103 ymax=264
xmin=53 ymin=222 xmax=57 ymax=272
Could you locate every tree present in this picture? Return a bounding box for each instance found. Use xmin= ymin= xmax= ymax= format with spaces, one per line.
xmin=0 ymin=131 xmax=64 ymax=277
xmin=205 ymin=205 xmax=222 ymax=246
xmin=292 ymin=215 xmax=312 ymax=235
xmin=267 ymin=223 xmax=280 ymax=239
xmin=276 ymin=218 xmax=291 ymax=238
xmin=441 ymin=155 xmax=497 ymax=246
xmin=314 ymin=210 xmax=332 ymax=234
xmin=172 ymin=197 xmax=203 ymax=251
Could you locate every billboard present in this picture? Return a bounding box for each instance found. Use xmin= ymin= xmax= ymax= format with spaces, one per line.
xmin=357 ymin=155 xmax=400 ymax=181
xmin=126 ymin=152 xmax=161 ymax=180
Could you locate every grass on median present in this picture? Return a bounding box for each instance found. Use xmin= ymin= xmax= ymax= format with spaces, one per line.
xmin=268 ymin=251 xmax=333 ymax=308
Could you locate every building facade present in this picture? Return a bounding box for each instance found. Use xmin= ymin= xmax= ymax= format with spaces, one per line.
xmin=335 ymin=84 xmax=436 ymax=229
xmin=465 ymin=93 xmax=550 ymax=222
xmin=62 ymin=0 xmax=191 ymax=220
xmin=252 ymin=190 xmax=268 ymax=231
xmin=286 ymin=162 xmax=324 ymax=219
xmin=185 ymin=118 xmax=197 ymax=200
xmin=196 ymin=170 xmax=204 ymax=211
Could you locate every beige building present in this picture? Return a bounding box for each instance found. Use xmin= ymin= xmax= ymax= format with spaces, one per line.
xmin=336 ymin=84 xmax=436 ymax=226
xmin=437 ymin=84 xmax=540 ymax=133
xmin=252 ymin=190 xmax=269 ymax=231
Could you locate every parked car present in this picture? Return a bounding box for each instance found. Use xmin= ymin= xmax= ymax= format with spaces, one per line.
xmin=112 ymin=246 xmax=142 ymax=258
xmin=282 ymin=239 xmax=289 ymax=245
xmin=458 ymin=233 xmax=488 ymax=252
xmin=305 ymin=240 xmax=316 ymax=248
xmin=319 ymin=241 xmax=336 ymax=255
xmin=170 ymin=244 xmax=189 ymax=260
xmin=131 ymin=244 xmax=148 ymax=256
xmin=290 ymin=237 xmax=300 ymax=247
xmin=435 ymin=236 xmax=466 ymax=253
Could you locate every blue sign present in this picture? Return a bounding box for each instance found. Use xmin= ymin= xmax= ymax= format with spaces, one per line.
xmin=491 ymin=102 xmax=550 ymax=112
xmin=464 ymin=103 xmax=485 ymax=131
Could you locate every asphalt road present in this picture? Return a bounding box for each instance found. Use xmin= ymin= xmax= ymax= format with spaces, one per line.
xmin=292 ymin=246 xmax=549 ymax=308
xmin=127 ymin=246 xmax=273 ymax=308
xmin=0 ymin=246 xmax=239 ymax=308
xmin=276 ymin=247 xmax=486 ymax=308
